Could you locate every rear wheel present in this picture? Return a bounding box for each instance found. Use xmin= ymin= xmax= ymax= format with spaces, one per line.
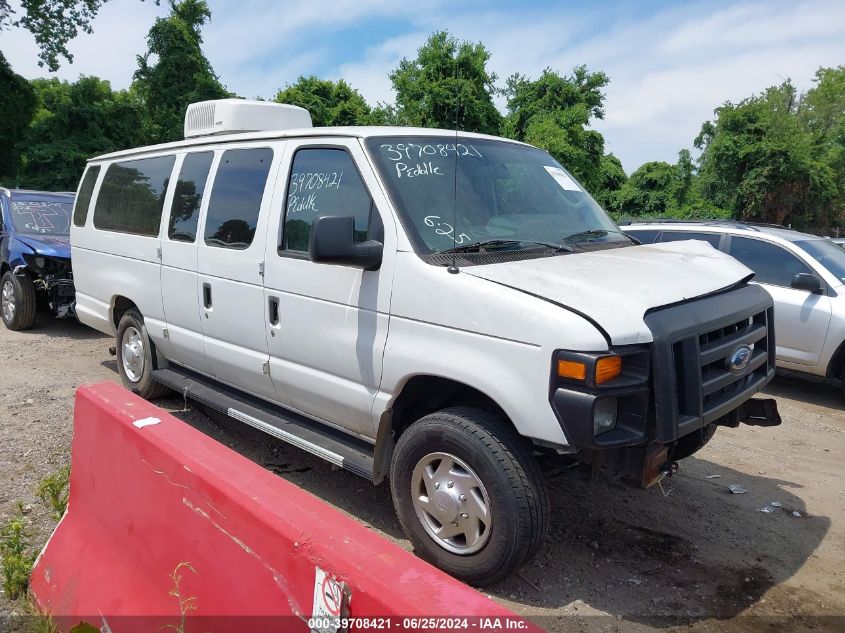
xmin=1 ymin=271 xmax=37 ymax=331
xmin=116 ymin=308 xmax=170 ymax=399
xmin=390 ymin=407 xmax=549 ymax=587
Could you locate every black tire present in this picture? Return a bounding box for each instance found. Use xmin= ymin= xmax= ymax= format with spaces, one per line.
xmin=1 ymin=271 xmax=37 ymax=331
xmin=673 ymin=423 xmax=717 ymax=460
xmin=390 ymin=407 xmax=549 ymax=587
xmin=115 ymin=308 xmax=170 ymax=399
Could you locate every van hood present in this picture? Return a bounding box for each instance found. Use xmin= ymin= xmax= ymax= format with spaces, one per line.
xmin=463 ymin=240 xmax=753 ymax=346
xmin=15 ymin=234 xmax=71 ymax=259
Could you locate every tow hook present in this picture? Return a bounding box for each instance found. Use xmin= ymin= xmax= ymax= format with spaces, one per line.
xmin=656 ymin=460 xmax=679 ymax=497
xmin=108 ymin=346 xmax=117 ymax=357
xmin=660 ymin=461 xmax=679 ymax=479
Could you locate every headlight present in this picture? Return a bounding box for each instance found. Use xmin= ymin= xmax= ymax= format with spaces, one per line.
xmin=593 ymin=398 xmax=618 ymax=435
xmin=554 ymin=348 xmax=650 ymax=389
xmin=558 ymin=354 xmax=622 ymax=383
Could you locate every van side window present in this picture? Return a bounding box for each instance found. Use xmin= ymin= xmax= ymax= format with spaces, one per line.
xmin=168 ymin=152 xmax=214 ymax=243
xmin=728 ymin=236 xmax=812 ymax=287
xmin=73 ymin=166 xmax=101 ymax=227
xmin=93 ymin=156 xmax=176 ymax=236
xmin=282 ymin=148 xmax=373 ymax=252
xmin=204 ymin=148 xmax=273 ymax=250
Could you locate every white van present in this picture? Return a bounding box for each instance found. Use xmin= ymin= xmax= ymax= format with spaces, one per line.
xmin=71 ymin=99 xmax=780 ymax=585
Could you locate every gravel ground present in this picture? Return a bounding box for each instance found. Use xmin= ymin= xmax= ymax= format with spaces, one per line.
xmin=1 ymin=315 xmax=843 ymax=632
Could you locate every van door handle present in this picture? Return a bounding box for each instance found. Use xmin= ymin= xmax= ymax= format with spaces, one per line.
xmin=268 ymin=296 xmax=280 ymax=326
xmin=203 ymin=283 xmax=212 ymax=309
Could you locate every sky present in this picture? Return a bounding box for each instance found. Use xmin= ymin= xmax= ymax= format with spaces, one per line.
xmin=3 ymin=0 xmax=844 ymax=173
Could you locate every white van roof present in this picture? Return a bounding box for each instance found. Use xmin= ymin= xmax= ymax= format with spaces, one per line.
xmin=88 ymin=126 xmax=526 ymax=163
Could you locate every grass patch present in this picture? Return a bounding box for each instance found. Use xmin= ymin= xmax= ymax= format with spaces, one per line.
xmin=26 ymin=596 xmax=59 ymax=633
xmin=1 ymin=512 xmax=36 ymax=600
xmin=36 ymin=466 xmax=70 ymax=520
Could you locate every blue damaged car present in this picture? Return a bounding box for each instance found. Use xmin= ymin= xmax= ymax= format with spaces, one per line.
xmin=1 ymin=188 xmax=76 ymax=330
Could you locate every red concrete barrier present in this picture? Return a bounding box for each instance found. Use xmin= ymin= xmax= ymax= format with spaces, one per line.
xmin=31 ymin=382 xmax=540 ymax=632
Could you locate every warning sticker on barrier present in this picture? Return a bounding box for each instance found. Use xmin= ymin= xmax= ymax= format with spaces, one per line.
xmin=311 ymin=566 xmax=349 ymax=633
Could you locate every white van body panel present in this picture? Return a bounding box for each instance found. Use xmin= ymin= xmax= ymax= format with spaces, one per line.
xmin=380 ymin=251 xmax=609 ymax=445
xmin=262 ymin=137 xmax=395 ymax=438
xmin=158 ymin=152 xmax=211 ymax=374
xmin=71 ymin=168 xmax=112 ymax=334
xmin=72 ymin=152 xmax=178 ymax=343
xmin=464 ymin=240 xmax=753 ymax=346
xmin=195 ymin=141 xmax=283 ymax=401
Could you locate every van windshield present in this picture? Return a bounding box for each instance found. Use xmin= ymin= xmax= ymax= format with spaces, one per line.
xmin=366 ymin=136 xmax=624 ymax=256
xmin=10 ymin=199 xmax=73 ymax=236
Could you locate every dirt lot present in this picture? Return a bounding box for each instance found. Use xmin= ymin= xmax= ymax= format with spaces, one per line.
xmin=1 ymin=316 xmax=843 ymax=632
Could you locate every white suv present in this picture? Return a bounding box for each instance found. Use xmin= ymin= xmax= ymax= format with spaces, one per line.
xmin=71 ymin=100 xmax=781 ymax=585
xmin=623 ymin=221 xmax=845 ymax=391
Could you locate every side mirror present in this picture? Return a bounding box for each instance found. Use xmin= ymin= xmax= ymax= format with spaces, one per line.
xmin=309 ymin=215 xmax=383 ymax=271
xmin=791 ymin=272 xmax=822 ymax=293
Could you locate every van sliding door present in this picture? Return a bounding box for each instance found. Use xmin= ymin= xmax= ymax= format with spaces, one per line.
xmin=159 ymin=151 xmax=215 ymax=375
xmin=195 ymin=144 xmax=281 ymax=401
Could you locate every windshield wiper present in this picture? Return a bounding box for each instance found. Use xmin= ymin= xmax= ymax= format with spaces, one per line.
xmin=562 ymin=228 xmax=638 ymax=245
xmin=437 ymin=239 xmax=573 ymax=255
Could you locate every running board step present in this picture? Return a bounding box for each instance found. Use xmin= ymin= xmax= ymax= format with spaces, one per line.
xmin=152 ymin=366 xmax=374 ymax=480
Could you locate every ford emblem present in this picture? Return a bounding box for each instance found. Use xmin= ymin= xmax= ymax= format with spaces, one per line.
xmin=728 ymin=346 xmax=753 ymax=373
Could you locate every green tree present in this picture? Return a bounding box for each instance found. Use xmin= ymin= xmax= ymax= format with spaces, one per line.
xmin=0 ymin=0 xmax=127 ymax=71
xmin=611 ymin=150 xmax=730 ymax=219
xmin=0 ymin=51 xmax=36 ymax=183
xmin=802 ymin=66 xmax=845 ymax=218
xmin=389 ymin=31 xmax=500 ymax=134
xmin=674 ymin=149 xmax=695 ymax=208
xmin=17 ymin=76 xmax=144 ymax=190
xmin=592 ymin=153 xmax=626 ymax=210
xmin=614 ymin=161 xmax=677 ymax=216
xmin=133 ymin=0 xmax=228 ymax=144
xmin=274 ymin=76 xmax=372 ymax=126
xmin=695 ymin=81 xmax=837 ymax=226
xmin=503 ymin=66 xmax=610 ymax=191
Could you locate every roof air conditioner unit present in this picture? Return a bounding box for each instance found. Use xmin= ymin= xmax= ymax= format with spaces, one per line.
xmin=184 ymin=99 xmax=312 ymax=139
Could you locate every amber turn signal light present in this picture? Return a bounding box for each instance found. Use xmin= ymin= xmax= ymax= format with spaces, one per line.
xmin=557 ymin=360 xmax=587 ymax=380
xmin=596 ymin=356 xmax=623 ymax=384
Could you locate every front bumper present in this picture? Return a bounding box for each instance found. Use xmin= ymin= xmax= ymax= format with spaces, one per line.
xmin=550 ymin=284 xmax=778 ymax=452
xmin=18 ymin=254 xmax=76 ymax=317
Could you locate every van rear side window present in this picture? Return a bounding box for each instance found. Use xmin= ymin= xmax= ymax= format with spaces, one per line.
xmin=73 ymin=166 xmax=101 ymax=227
xmin=204 ymin=148 xmax=273 ymax=250
xmin=94 ymin=155 xmax=176 ymax=236
xmin=169 ymin=152 xmax=214 ymax=243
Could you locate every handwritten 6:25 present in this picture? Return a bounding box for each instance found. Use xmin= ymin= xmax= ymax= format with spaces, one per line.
xmin=424 ymin=216 xmax=470 ymax=244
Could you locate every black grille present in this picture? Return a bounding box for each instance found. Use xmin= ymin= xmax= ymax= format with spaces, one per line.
xmin=644 ymin=284 xmax=776 ymax=443
xmin=674 ymin=308 xmax=773 ymax=428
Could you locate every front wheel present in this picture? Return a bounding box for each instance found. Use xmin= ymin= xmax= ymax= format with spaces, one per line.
xmin=390 ymin=407 xmax=549 ymax=587
xmin=1 ymin=271 xmax=37 ymax=331
xmin=115 ymin=308 xmax=170 ymax=399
